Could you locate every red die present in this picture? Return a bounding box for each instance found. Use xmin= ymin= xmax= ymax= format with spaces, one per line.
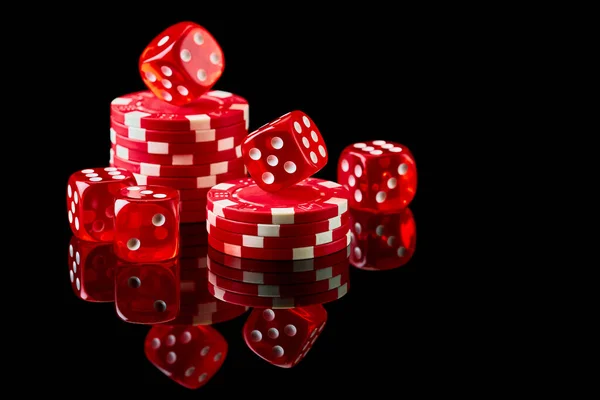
xmin=139 ymin=21 xmax=224 ymax=106
xmin=338 ymin=140 xmax=417 ymax=212
xmin=145 ymin=325 xmax=227 ymax=389
xmin=113 ymin=185 xmax=180 ymax=262
xmin=242 ymin=111 xmax=328 ymax=192
xmin=349 ymin=207 xmax=416 ymax=270
xmin=115 ymin=260 xmax=180 ymax=324
xmin=243 ymin=306 xmax=327 ymax=368
xmin=68 ymin=235 xmax=116 ymax=302
xmin=67 ymin=167 xmax=136 ymax=241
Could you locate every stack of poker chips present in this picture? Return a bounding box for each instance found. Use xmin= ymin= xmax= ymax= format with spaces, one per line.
xmin=109 ymin=90 xmax=249 ymax=223
xmin=203 ymin=177 xmax=351 ymax=309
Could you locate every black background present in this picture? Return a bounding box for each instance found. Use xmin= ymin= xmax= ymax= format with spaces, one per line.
xmin=46 ymin=12 xmax=459 ymax=397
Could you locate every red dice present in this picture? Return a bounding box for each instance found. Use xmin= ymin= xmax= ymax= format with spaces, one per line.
xmin=338 ymin=140 xmax=417 ymax=212
xmin=349 ymin=207 xmax=416 ymax=270
xmin=67 ymin=167 xmax=136 ymax=242
xmin=145 ymin=325 xmax=227 ymax=389
xmin=113 ymin=185 xmax=180 ymax=262
xmin=243 ymin=306 xmax=327 ymax=368
xmin=68 ymin=236 xmax=116 ymax=302
xmin=139 ymin=21 xmax=224 ymax=106
xmin=242 ymin=111 xmax=328 ymax=192
xmin=115 ymin=260 xmax=180 ymax=324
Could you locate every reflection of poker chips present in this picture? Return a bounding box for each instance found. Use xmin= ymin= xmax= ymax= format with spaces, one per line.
xmin=206 ymin=177 xmax=349 ymax=225
xmin=207 ymin=231 xmax=351 ymax=260
xmin=207 ymin=281 xmax=349 ymax=309
xmin=206 ymin=245 xmax=350 ymax=273
xmin=208 ymin=270 xmax=349 ymax=297
xmin=168 ymin=305 xmax=249 ymax=326
xmin=207 ymin=256 xmax=350 ymax=285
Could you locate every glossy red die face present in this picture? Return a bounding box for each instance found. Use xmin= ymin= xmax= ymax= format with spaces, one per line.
xmin=113 ymin=185 xmax=180 ymax=262
xmin=115 ymin=261 xmax=179 ymax=324
xmin=145 ymin=325 xmax=227 ymax=389
xmin=139 ymin=21 xmax=224 ymax=105
xmin=67 ymin=167 xmax=136 ymax=242
xmin=242 ymin=111 xmax=328 ymax=192
xmin=349 ymin=207 xmax=416 ymax=270
xmin=243 ymin=306 xmax=327 ymax=368
xmin=337 ymin=140 xmax=417 ymax=212
xmin=68 ymin=236 xmax=116 ymax=302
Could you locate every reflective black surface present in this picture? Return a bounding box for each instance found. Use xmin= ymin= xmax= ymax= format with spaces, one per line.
xmin=48 ymin=14 xmax=448 ymax=397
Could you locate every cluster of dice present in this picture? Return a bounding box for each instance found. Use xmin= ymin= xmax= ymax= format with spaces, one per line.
xmin=66 ymin=21 xmax=418 ymax=390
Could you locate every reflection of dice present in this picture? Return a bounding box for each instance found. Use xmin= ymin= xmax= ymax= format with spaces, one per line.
xmin=67 ymin=167 xmax=136 ymax=241
xmin=115 ymin=260 xmax=180 ymax=324
xmin=242 ymin=111 xmax=328 ymax=192
xmin=145 ymin=325 xmax=227 ymax=389
xmin=349 ymin=207 xmax=416 ymax=270
xmin=139 ymin=21 xmax=224 ymax=105
xmin=338 ymin=140 xmax=417 ymax=212
xmin=113 ymin=185 xmax=180 ymax=262
xmin=243 ymin=306 xmax=327 ymax=368
xmin=68 ymin=236 xmax=116 ymax=302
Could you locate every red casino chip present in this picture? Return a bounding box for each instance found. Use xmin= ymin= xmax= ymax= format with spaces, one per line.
xmin=207 ymin=281 xmax=349 ymax=308
xmin=133 ymin=170 xmax=247 ymax=190
xmin=111 ymin=90 xmax=248 ymax=131
xmin=111 ymin=144 xmax=241 ymax=166
xmin=206 ymin=209 xmax=350 ymax=237
xmin=207 ymin=257 xmax=350 ymax=285
xmin=111 ymin=128 xmax=247 ymax=155
xmin=111 ymin=118 xmax=247 ymax=144
xmin=207 ymin=177 xmax=350 ymax=225
xmin=207 ymin=270 xmax=349 ymax=297
xmin=207 ymin=231 xmax=351 ymax=260
xmin=206 ymin=221 xmax=349 ymax=249
xmin=112 ymin=154 xmax=245 ymax=178
xmin=207 ymin=245 xmax=350 ymax=273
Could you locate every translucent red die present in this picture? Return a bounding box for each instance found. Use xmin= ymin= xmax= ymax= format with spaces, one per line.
xmin=68 ymin=235 xmax=116 ymax=302
xmin=145 ymin=325 xmax=227 ymax=389
xmin=113 ymin=185 xmax=180 ymax=262
xmin=139 ymin=21 xmax=224 ymax=105
xmin=349 ymin=207 xmax=416 ymax=270
xmin=243 ymin=306 xmax=327 ymax=368
xmin=242 ymin=111 xmax=328 ymax=192
xmin=337 ymin=140 xmax=417 ymax=212
xmin=67 ymin=167 xmax=136 ymax=242
xmin=115 ymin=260 xmax=180 ymax=324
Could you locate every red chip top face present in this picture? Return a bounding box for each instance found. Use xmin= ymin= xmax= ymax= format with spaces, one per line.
xmin=119 ymin=185 xmax=179 ymax=201
xmin=206 ymin=177 xmax=350 ymax=225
